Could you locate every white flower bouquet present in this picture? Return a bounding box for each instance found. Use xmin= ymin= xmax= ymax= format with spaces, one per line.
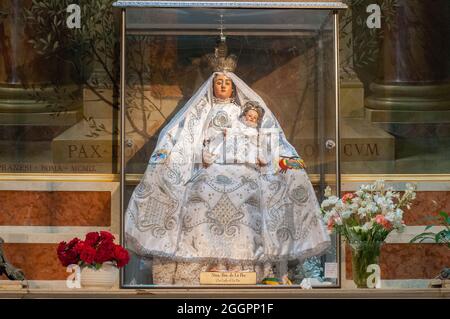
xmin=321 ymin=180 xmax=417 ymax=287
xmin=321 ymin=180 xmax=416 ymax=243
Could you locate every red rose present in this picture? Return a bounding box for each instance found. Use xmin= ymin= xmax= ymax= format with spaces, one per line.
xmin=57 ymin=241 xmax=66 ymax=255
xmin=57 ymin=242 xmax=70 ymax=266
xmin=67 ymin=237 xmax=81 ymax=249
xmin=73 ymin=241 xmax=85 ymax=254
xmin=113 ymin=245 xmax=130 ymax=268
xmin=99 ymin=231 xmax=115 ymax=243
xmin=85 ymin=232 xmax=100 ymax=247
xmin=94 ymin=241 xmax=115 ymax=264
xmin=80 ymin=245 xmax=96 ymax=265
xmin=57 ymin=239 xmax=81 ymax=267
xmin=59 ymin=250 xmax=79 ymax=267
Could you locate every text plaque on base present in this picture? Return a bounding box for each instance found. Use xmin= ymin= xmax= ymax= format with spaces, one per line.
xmin=200 ymin=272 xmax=257 ymax=285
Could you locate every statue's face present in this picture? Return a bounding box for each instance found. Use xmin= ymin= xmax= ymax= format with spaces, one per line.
xmin=245 ymin=109 xmax=259 ymax=124
xmin=213 ymin=74 xmax=233 ymax=100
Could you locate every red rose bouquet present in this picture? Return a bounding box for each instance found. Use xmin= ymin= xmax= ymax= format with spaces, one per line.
xmin=57 ymin=231 xmax=130 ymax=269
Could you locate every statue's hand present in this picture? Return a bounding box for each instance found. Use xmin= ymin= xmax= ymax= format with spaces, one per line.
xmin=202 ymin=151 xmax=215 ymax=168
xmin=256 ymin=158 xmax=268 ymax=171
xmin=202 ymin=161 xmax=211 ymax=169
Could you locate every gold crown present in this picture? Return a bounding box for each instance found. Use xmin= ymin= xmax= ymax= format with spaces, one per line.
xmin=206 ymin=39 xmax=238 ymax=72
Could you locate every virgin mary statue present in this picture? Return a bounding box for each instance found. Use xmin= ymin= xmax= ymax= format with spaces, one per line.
xmin=125 ymin=39 xmax=330 ymax=285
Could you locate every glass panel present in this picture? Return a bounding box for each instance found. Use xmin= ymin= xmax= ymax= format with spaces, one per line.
xmin=0 ymin=1 xmax=120 ymax=289
xmin=0 ymin=0 xmax=119 ymax=174
xmin=123 ymin=8 xmax=339 ymax=287
xmin=339 ymin=0 xmax=450 ymax=174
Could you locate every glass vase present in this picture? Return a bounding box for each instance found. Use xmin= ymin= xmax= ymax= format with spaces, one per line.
xmin=349 ymin=241 xmax=383 ymax=288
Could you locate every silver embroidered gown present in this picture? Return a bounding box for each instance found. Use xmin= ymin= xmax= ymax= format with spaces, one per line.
xmin=125 ymin=72 xmax=330 ymax=283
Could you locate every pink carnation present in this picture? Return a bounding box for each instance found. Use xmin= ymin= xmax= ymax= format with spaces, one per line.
xmin=375 ymin=214 xmax=392 ymax=230
xmin=342 ymin=193 xmax=355 ymax=203
xmin=327 ymin=217 xmax=335 ymax=231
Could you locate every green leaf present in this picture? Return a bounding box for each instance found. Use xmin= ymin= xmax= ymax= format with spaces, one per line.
xmin=435 ymin=233 xmax=443 ymax=244
xmin=438 ymin=211 xmax=450 ymax=225
xmin=439 ymin=211 xmax=449 ymax=219
xmin=410 ymin=232 xmax=436 ymax=243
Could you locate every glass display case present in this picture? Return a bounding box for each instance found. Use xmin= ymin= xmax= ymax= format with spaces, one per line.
xmin=0 ymin=0 xmax=120 ymax=175
xmin=114 ymin=0 xmax=346 ymax=288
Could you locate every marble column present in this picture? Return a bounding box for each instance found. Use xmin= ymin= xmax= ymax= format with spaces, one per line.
xmin=339 ymin=1 xmax=395 ymax=170
xmin=0 ymin=0 xmax=82 ymax=125
xmin=365 ymin=0 xmax=450 ymax=130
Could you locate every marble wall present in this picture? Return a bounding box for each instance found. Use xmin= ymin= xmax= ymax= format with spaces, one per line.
xmin=0 ymin=179 xmax=120 ymax=284
xmin=345 ymin=244 xmax=450 ymax=280
xmin=1 ymin=244 xmax=67 ymax=280
xmin=0 ymin=191 xmax=111 ymax=226
xmin=403 ymin=191 xmax=450 ymax=225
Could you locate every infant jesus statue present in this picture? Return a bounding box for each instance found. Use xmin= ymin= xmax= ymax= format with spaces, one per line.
xmin=236 ymin=101 xmax=268 ymax=169
xmin=203 ymin=101 xmax=269 ymax=174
